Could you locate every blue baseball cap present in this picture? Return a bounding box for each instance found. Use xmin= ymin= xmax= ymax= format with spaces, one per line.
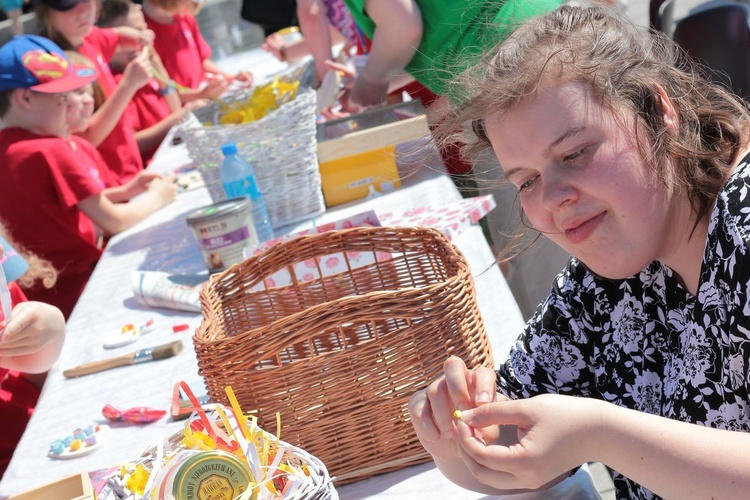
xmin=0 ymin=34 xmax=98 ymax=93
xmin=0 ymin=236 xmax=29 ymax=283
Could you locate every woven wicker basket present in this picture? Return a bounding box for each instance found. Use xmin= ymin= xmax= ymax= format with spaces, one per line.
xmin=194 ymin=227 xmax=494 ymax=484
xmin=182 ymin=61 xmax=324 ymax=228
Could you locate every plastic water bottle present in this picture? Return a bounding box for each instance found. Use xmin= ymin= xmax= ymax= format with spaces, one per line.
xmin=220 ymin=143 xmax=274 ymax=242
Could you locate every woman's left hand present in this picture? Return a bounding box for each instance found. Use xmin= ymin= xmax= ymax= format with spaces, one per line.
xmin=455 ymin=393 xmax=604 ymax=490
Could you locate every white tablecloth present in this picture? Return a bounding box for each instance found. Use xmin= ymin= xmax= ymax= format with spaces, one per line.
xmin=0 ymin=77 xmax=600 ymax=499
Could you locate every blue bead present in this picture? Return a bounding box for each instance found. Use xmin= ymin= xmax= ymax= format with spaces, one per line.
xmin=62 ymin=435 xmax=74 ymax=446
xmin=84 ymin=425 xmax=95 ymax=436
xmin=49 ymin=440 xmax=65 ymax=455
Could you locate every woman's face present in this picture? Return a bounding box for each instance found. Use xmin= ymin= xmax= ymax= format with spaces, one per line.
xmin=48 ymin=0 xmax=97 ymax=43
xmin=484 ymin=80 xmax=679 ymax=280
xmin=66 ymin=84 xmax=95 ymax=134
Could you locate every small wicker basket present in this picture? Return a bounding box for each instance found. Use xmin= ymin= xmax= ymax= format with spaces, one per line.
xmin=182 ymin=61 xmax=324 ymax=228
xmin=194 ymin=227 xmax=494 ymax=484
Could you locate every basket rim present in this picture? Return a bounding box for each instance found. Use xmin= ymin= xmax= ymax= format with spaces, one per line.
xmin=208 ymin=226 xmax=467 ymax=288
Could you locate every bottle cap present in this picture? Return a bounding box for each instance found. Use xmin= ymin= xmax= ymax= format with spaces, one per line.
xmin=221 ymin=142 xmax=238 ymax=156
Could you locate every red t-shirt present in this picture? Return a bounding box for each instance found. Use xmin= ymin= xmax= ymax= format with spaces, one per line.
xmin=0 ymin=128 xmax=106 ymax=318
xmin=79 ymin=26 xmax=144 ymax=184
xmin=119 ymin=76 xmax=172 ymax=163
xmin=145 ymin=11 xmax=212 ymax=90
xmin=0 ymin=284 xmax=38 ymax=480
xmin=79 ymin=26 xmax=120 ymax=97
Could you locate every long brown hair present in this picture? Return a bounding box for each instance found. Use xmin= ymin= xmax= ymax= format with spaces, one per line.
xmin=0 ymin=221 xmax=57 ymax=290
xmin=437 ymin=4 xmax=749 ymax=250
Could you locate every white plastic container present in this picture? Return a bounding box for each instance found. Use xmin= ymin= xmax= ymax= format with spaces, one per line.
xmin=186 ymin=197 xmax=258 ymax=273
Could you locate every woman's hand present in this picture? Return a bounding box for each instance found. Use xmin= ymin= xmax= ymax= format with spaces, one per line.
xmin=409 ymin=356 xmax=500 ymax=461
xmin=455 ymin=393 xmax=604 ymax=490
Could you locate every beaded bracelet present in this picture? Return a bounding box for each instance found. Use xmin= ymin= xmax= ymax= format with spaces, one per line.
xmin=158 ymin=80 xmax=177 ymax=95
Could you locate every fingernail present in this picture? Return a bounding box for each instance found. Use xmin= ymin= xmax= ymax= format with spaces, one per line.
xmin=476 ymin=392 xmax=491 ymax=403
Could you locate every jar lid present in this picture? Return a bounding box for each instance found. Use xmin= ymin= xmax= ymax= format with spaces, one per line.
xmin=172 ymin=449 xmax=255 ymax=500
xmin=186 ymin=198 xmax=251 ymax=224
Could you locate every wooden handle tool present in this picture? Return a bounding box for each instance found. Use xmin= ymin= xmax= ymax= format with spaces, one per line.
xmin=63 ymin=340 xmax=183 ymax=378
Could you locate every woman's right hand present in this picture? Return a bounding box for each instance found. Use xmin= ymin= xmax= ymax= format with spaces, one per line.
xmin=408 ymin=356 xmax=500 ymax=461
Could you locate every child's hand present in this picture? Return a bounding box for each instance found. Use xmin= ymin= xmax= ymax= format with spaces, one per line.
xmin=117 ymin=26 xmax=155 ymax=49
xmin=233 ymin=71 xmax=254 ymax=86
xmin=199 ymin=73 xmax=229 ymax=99
xmin=146 ymin=176 xmax=178 ymax=207
xmin=408 ymin=356 xmax=500 ymax=462
xmin=121 ymin=48 xmax=153 ymax=93
xmin=122 ymin=170 xmax=165 ymax=199
xmin=0 ymin=301 xmax=64 ymax=359
xmin=262 ymin=32 xmax=285 ymax=61
xmin=184 ymin=99 xmax=211 ymax=113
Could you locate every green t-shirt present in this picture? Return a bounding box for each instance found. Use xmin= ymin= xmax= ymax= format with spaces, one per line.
xmin=344 ymin=0 xmax=563 ymax=95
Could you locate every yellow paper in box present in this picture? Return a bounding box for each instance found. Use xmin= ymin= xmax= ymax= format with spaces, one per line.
xmin=316 ymin=114 xmax=428 ymax=207
xmin=319 ymin=146 xmax=401 ymax=206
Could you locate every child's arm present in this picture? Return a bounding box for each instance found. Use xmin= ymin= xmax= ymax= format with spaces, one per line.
xmin=76 ymin=49 xmax=152 ymax=147
xmin=178 ymin=74 xmax=229 ymax=102
xmin=342 ymin=0 xmax=422 ymax=112
xmin=112 ymin=25 xmax=155 ymax=50
xmin=149 ymin=49 xmax=182 ymax=113
xmin=77 ymin=177 xmax=177 ymax=236
xmin=0 ymin=302 xmax=65 ymax=374
xmin=202 ymin=59 xmax=253 ymax=85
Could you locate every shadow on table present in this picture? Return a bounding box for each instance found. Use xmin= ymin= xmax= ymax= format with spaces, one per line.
xmin=106 ymin=207 xmax=207 ymax=275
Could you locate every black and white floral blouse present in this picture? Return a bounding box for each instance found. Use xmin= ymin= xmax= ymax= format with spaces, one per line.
xmin=497 ymin=156 xmax=750 ymax=499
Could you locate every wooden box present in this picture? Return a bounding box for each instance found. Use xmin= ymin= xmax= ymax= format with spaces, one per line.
xmin=316 ymin=101 xmax=429 ymax=207
xmin=8 ymin=472 xmax=95 ymax=500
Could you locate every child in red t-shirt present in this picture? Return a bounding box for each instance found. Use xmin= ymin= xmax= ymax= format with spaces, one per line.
xmin=0 ymin=232 xmax=66 ymax=480
xmin=34 ymin=0 xmax=155 ymax=185
xmin=142 ymin=0 xmax=252 ymax=103
xmin=0 ymin=35 xmax=177 ymax=318
xmin=97 ymin=0 xmax=209 ymax=163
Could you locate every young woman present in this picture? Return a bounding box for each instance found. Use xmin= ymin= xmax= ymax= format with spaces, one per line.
xmin=409 ymin=5 xmax=750 ymax=499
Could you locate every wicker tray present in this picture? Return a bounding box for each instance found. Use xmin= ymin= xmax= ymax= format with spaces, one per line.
xmin=194 ymin=227 xmax=493 ymax=484
xmin=182 ymin=61 xmax=324 ymax=228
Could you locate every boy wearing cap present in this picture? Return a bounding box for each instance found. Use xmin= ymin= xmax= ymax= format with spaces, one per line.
xmin=0 ymin=35 xmax=177 ymax=319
